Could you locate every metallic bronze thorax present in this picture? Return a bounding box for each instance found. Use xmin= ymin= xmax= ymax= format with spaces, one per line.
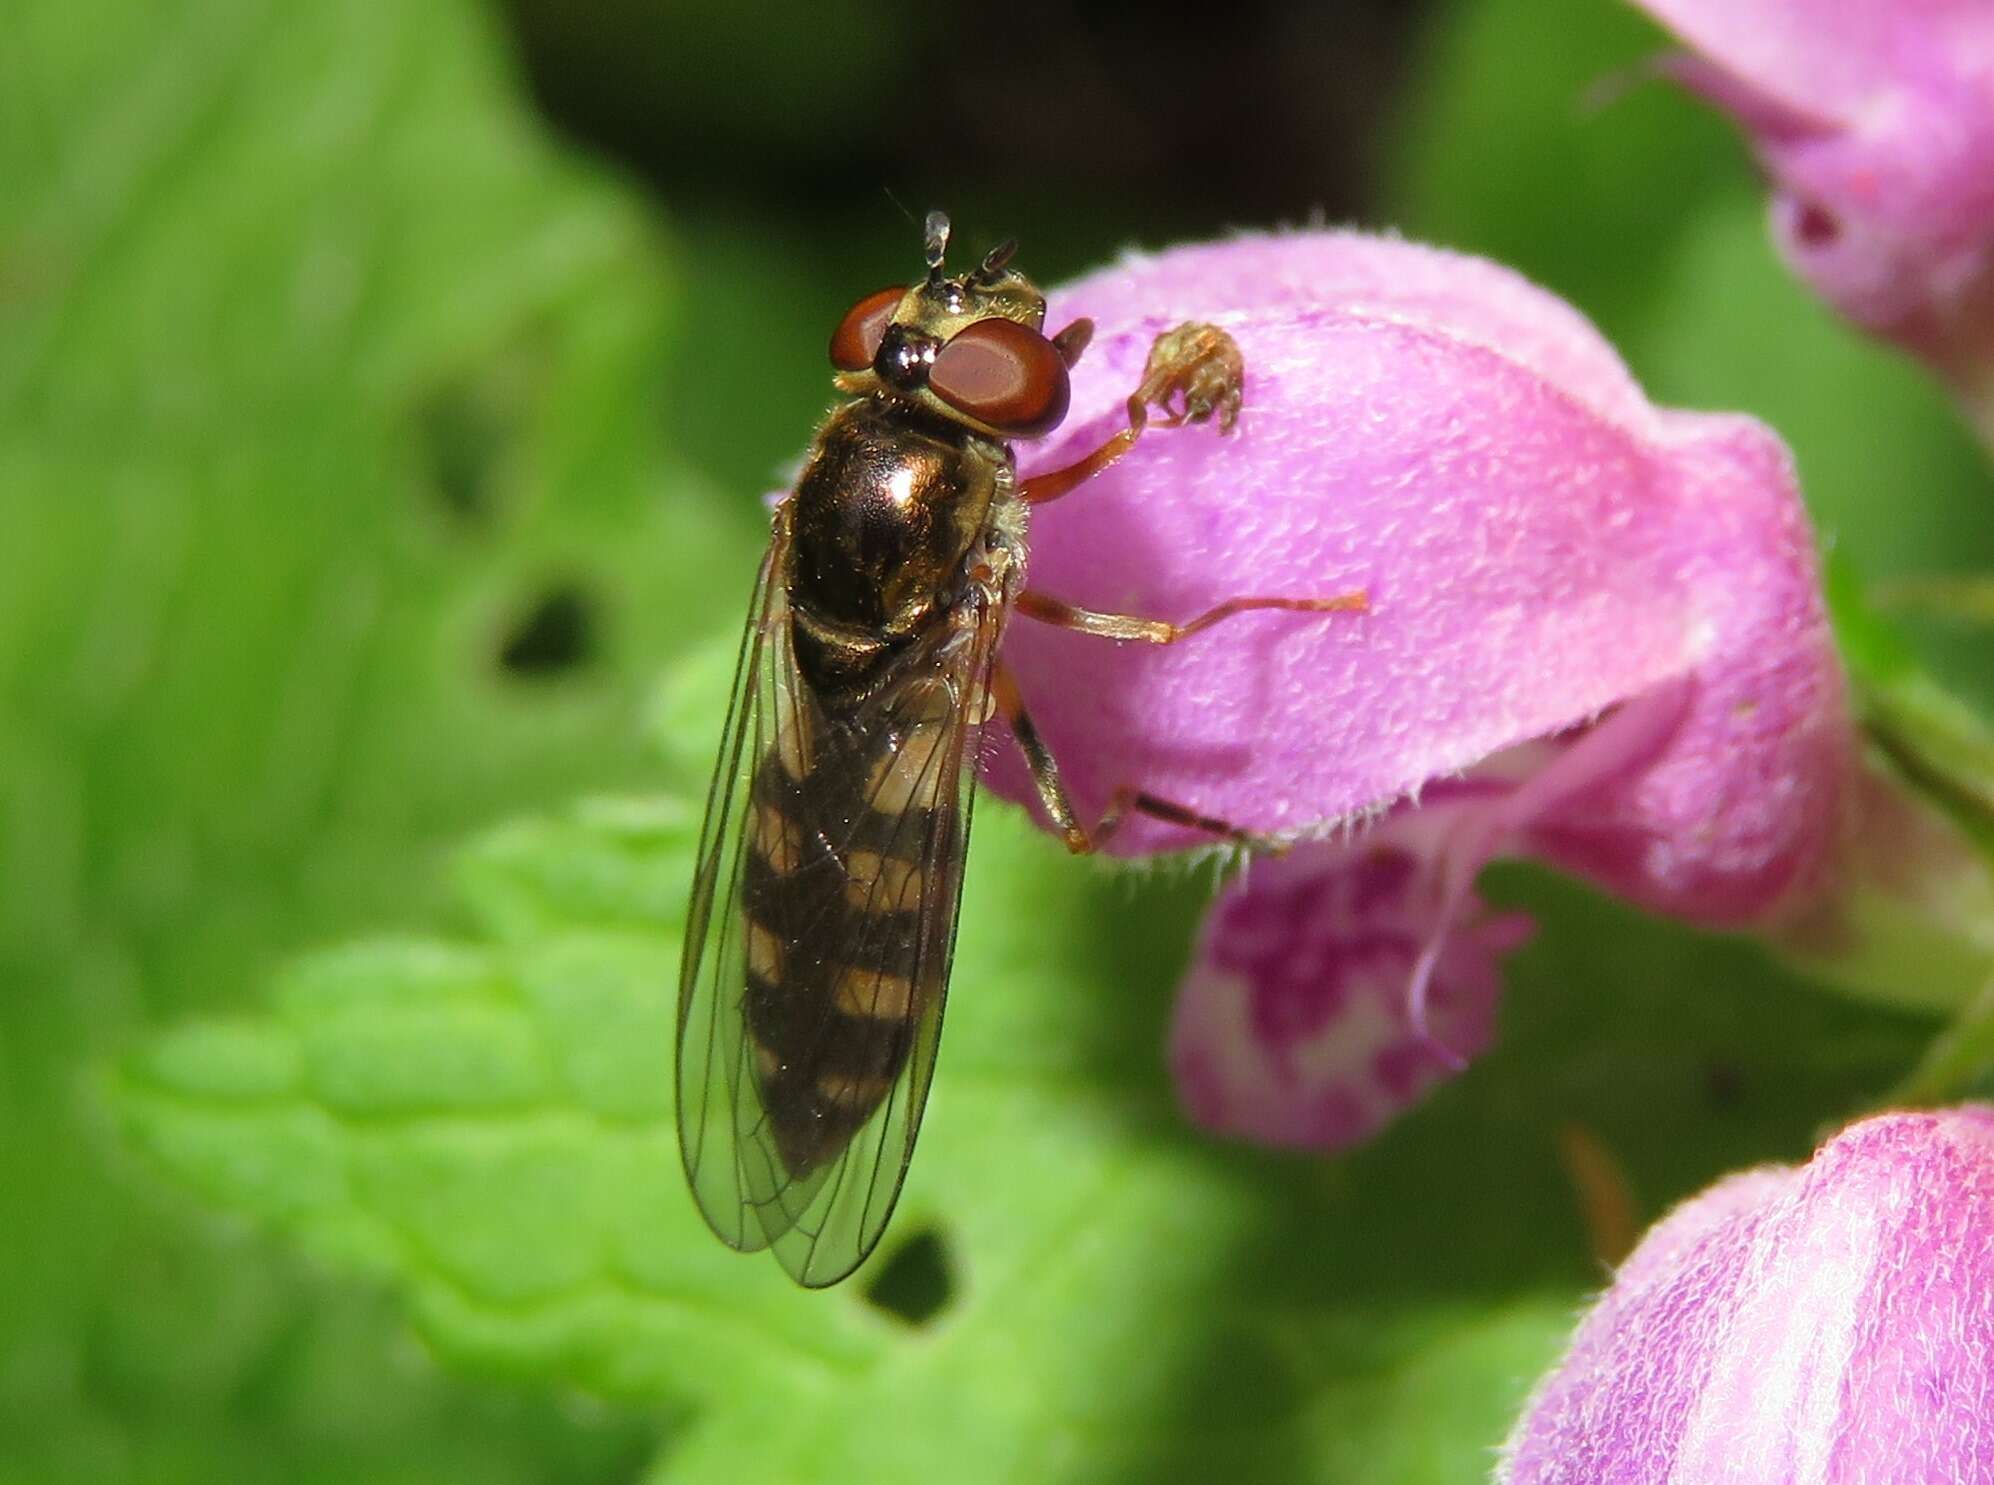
xmin=789 ymin=399 xmax=1005 ymax=641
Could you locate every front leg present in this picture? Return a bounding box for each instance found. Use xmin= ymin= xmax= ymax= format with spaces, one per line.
xmin=1020 ymin=322 xmax=1248 ymax=507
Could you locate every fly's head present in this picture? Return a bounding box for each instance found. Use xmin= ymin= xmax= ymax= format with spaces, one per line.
xmin=828 ymin=211 xmax=1093 ymax=442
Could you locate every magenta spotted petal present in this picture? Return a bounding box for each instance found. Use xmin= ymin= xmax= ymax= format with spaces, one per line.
xmin=1172 ymin=813 xmax=1533 ymax=1150
xmin=980 ymin=230 xmax=1850 ymax=1148
xmin=1502 ymin=1107 xmax=1994 ymax=1483
xmin=1636 ymin=0 xmax=1994 ymax=425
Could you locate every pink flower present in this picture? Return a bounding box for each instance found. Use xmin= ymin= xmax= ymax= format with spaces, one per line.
xmin=983 ymin=231 xmax=1851 ymax=1149
xmin=1634 ymin=0 xmax=1994 ymax=437
xmin=1501 ymin=1107 xmax=1994 ymax=1483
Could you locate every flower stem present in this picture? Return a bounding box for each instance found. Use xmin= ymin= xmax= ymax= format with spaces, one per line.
xmin=1888 ymin=974 xmax=1994 ymax=1105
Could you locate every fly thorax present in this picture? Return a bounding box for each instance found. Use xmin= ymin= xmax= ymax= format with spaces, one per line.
xmin=790 ymin=400 xmax=998 ymax=633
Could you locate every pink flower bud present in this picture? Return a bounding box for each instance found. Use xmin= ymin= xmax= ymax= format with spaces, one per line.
xmin=1502 ymin=1107 xmax=1994 ymax=1484
xmin=1634 ymin=0 xmax=1994 ymax=439
xmin=985 ymin=231 xmax=1852 ymax=1147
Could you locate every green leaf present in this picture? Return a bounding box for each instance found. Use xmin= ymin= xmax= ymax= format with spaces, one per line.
xmin=120 ymin=799 xmax=883 ymax=1402
xmin=119 ymin=645 xmax=1930 ymax=1480
xmin=1 ymin=0 xmax=733 ymax=1475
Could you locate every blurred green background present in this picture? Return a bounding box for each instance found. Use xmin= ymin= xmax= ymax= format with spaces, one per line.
xmin=4 ymin=0 xmax=1990 ymax=1481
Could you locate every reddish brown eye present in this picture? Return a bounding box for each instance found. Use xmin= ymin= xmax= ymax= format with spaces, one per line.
xmin=928 ymin=317 xmax=1071 ymax=437
xmin=829 ymin=286 xmax=906 ymax=372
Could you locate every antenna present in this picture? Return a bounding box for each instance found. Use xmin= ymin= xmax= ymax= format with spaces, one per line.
xmin=923 ymin=210 xmax=951 ymax=282
xmin=974 ymin=238 xmax=1019 ymax=284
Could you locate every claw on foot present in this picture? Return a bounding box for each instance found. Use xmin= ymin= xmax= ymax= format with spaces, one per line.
xmin=1130 ymin=322 xmax=1245 ymax=433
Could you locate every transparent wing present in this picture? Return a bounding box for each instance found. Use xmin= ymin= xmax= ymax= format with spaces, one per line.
xmin=676 ymin=529 xmax=784 ymax=1253
xmin=676 ymin=521 xmax=1002 ymax=1287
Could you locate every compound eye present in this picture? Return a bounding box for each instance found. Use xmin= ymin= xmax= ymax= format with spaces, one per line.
xmin=829 ymin=286 xmax=907 ymax=372
xmin=928 ymin=317 xmax=1071 ymax=437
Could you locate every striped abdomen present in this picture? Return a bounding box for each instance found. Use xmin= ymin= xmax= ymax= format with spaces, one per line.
xmin=738 ymin=673 xmax=959 ymax=1179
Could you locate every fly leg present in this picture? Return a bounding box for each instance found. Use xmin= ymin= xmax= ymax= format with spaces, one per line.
xmin=999 ymin=583 xmax=1368 ymax=851
xmin=1019 ymin=322 xmax=1247 ymax=506
xmin=990 ymin=661 xmax=1279 ymax=855
xmin=1015 ymin=588 xmax=1368 ymax=643
xmin=1017 ymin=318 xmax=1365 ymax=633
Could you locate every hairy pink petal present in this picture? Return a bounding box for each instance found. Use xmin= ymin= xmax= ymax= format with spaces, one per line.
xmin=964 ymin=230 xmax=1848 ymax=1148
xmin=1637 ymin=0 xmax=1989 ymax=125
xmin=1036 ymin=233 xmax=1656 ymax=429
xmin=1502 ymin=1107 xmax=1994 ymax=1484
xmin=988 ymin=232 xmax=1846 ymax=926
xmin=1520 ymin=415 xmax=1848 ymax=922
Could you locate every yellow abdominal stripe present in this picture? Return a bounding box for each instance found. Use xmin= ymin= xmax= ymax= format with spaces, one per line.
xmin=832 ymin=963 xmax=918 ymax=1019
xmin=844 ymin=849 xmax=923 ymax=910
xmin=866 ymin=722 xmax=948 ymax=814
xmin=746 ymin=920 xmax=784 ymax=981
xmin=815 ymin=1071 xmax=894 ymax=1111
xmin=753 ymin=803 xmax=802 ymax=871
xmin=775 ymin=712 xmax=813 ymax=780
xmin=753 ymin=1042 xmax=783 ymax=1085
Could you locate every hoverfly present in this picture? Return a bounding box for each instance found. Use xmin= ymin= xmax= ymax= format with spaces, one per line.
xmin=677 ymin=211 xmax=1366 ymax=1286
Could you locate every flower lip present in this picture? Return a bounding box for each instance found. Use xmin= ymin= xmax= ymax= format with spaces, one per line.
xmin=1171 ymin=808 xmax=1534 ymax=1151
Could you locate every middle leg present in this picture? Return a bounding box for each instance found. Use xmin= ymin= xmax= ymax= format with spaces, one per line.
xmin=1016 ymin=587 xmax=1368 ymax=645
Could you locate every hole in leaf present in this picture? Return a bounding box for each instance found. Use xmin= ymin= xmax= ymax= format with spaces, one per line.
xmin=499 ymin=583 xmax=598 ymax=678
xmin=861 ymin=1227 xmax=954 ymax=1326
xmin=414 ymin=354 xmax=534 ymax=527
